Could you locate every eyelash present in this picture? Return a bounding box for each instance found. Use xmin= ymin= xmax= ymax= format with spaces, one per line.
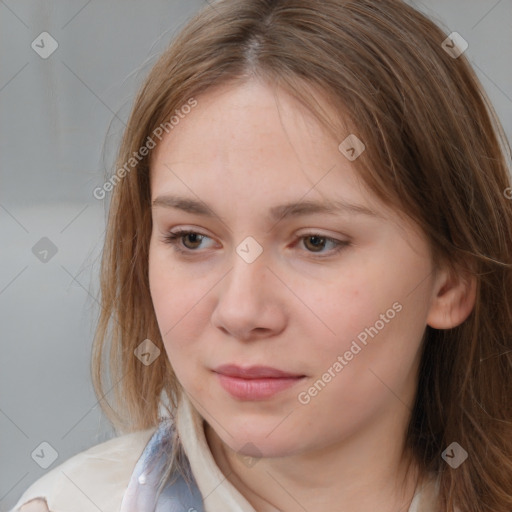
xmin=162 ymin=229 xmax=349 ymax=258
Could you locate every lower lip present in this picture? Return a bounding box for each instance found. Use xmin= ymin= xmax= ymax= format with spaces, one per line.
xmin=215 ymin=373 xmax=305 ymax=400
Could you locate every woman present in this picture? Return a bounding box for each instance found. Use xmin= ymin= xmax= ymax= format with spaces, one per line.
xmin=13 ymin=0 xmax=512 ymax=510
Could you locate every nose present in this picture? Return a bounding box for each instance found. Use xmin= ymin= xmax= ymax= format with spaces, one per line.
xmin=210 ymin=248 xmax=287 ymax=341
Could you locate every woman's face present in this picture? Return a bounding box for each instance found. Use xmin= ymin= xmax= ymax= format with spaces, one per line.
xmin=148 ymin=79 xmax=442 ymax=459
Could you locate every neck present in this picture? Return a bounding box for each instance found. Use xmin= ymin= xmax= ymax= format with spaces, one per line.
xmin=205 ymin=413 xmax=423 ymax=512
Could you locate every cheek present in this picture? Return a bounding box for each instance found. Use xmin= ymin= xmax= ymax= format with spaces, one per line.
xmin=293 ymin=264 xmax=391 ymax=357
xmin=149 ymin=247 xmax=192 ymax=343
xmin=148 ymin=249 xmax=173 ymax=330
xmin=297 ymin=249 xmax=429 ymax=394
xmin=148 ymin=245 xmax=213 ymax=376
xmin=148 ymin=255 xmax=200 ymax=391
xmin=292 ymin=298 xmax=424 ymax=443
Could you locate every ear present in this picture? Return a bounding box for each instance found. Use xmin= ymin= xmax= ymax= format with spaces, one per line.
xmin=426 ymin=265 xmax=477 ymax=329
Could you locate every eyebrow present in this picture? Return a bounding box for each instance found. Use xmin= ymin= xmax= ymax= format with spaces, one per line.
xmin=151 ymin=194 xmax=380 ymax=221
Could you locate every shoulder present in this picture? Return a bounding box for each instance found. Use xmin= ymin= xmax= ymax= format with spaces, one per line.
xmin=11 ymin=427 xmax=157 ymax=512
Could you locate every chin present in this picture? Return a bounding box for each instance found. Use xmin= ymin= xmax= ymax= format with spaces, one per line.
xmin=220 ymin=427 xmax=302 ymax=459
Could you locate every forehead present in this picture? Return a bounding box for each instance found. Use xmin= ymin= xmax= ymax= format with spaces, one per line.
xmin=152 ymin=79 xmax=344 ymax=166
xmin=152 ymin=81 xmax=357 ymax=186
xmin=148 ymin=79 xmax=403 ymax=229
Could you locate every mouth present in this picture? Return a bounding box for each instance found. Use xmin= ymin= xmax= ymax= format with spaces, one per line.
xmin=213 ymin=364 xmax=306 ymax=400
xmin=213 ymin=364 xmax=305 ymax=379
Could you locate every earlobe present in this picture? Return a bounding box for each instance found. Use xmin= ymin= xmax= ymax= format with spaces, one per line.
xmin=426 ymin=267 xmax=477 ymax=329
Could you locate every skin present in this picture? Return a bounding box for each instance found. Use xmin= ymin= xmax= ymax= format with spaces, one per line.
xmin=148 ymin=78 xmax=476 ymax=512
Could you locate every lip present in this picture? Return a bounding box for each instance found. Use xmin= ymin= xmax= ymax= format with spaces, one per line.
xmin=214 ymin=364 xmax=304 ymax=379
xmin=213 ymin=364 xmax=306 ymax=400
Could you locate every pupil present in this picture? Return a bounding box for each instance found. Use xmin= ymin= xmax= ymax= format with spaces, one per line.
xmin=308 ymin=236 xmax=324 ymax=251
xmin=186 ymin=233 xmax=200 ymax=247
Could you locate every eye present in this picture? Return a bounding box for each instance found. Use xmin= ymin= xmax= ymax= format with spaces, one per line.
xmin=162 ymin=229 xmax=213 ymax=253
xmin=297 ymin=233 xmax=349 ymax=256
xmin=162 ymin=229 xmax=349 ymax=258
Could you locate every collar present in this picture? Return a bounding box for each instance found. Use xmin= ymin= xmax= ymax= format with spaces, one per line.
xmin=175 ymin=393 xmax=257 ymax=512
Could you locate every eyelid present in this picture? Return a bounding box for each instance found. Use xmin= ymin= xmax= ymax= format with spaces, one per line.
xmin=295 ymin=228 xmax=350 ymax=241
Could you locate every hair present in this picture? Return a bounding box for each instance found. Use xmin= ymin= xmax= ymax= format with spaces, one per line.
xmin=91 ymin=0 xmax=512 ymax=510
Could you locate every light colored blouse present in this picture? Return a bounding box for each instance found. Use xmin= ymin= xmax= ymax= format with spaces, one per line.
xmin=11 ymin=394 xmax=440 ymax=511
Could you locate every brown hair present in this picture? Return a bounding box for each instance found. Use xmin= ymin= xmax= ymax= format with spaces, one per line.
xmin=92 ymin=0 xmax=512 ymax=509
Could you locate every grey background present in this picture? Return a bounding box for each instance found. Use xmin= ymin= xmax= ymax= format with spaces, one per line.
xmin=1 ymin=0 xmax=511 ymax=509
